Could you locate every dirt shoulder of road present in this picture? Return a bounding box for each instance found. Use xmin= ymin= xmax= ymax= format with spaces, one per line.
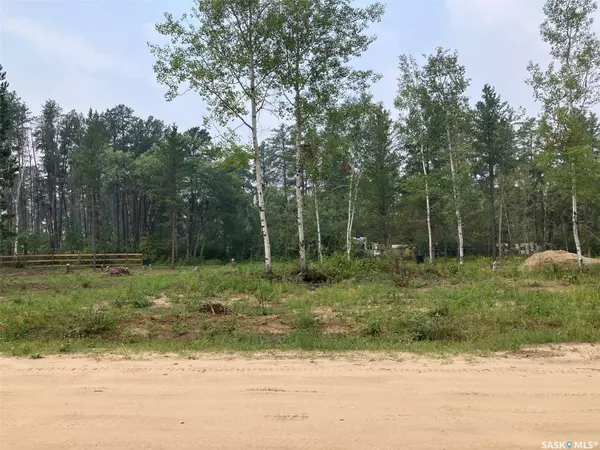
xmin=2 ymin=343 xmax=599 ymax=450
xmin=9 ymin=342 xmax=600 ymax=363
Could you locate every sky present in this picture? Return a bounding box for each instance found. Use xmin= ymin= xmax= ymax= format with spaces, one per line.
xmin=0 ymin=0 xmax=577 ymax=140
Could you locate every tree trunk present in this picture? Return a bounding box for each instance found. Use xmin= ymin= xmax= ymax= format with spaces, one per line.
xmin=199 ymin=235 xmax=207 ymax=262
xmin=13 ymin=150 xmax=25 ymax=257
xmin=294 ymin=108 xmax=307 ymax=273
xmin=420 ymin=143 xmax=434 ymax=264
xmin=346 ymin=168 xmax=354 ymax=261
xmin=187 ymin=191 xmax=195 ymax=259
xmin=563 ymin=218 xmax=569 ymax=252
xmin=249 ymin=62 xmax=272 ymax=274
xmin=116 ymin=190 xmax=121 ymax=252
xmin=571 ymin=163 xmax=583 ymax=267
xmin=91 ymin=190 xmax=97 ymax=271
xmin=489 ymin=163 xmax=496 ymax=262
xmin=314 ymin=182 xmax=323 ymax=263
xmin=346 ymin=168 xmax=361 ymax=261
xmin=497 ymin=173 xmax=504 ymax=266
xmin=447 ymin=129 xmax=464 ymax=266
xmin=171 ymin=204 xmax=176 ymax=271
xmin=542 ymin=181 xmax=549 ymax=250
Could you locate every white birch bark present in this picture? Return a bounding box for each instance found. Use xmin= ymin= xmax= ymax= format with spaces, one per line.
xmin=420 ymin=142 xmax=434 ymax=264
xmin=346 ymin=165 xmax=354 ymax=261
xmin=542 ymin=180 xmax=549 ymax=250
xmin=497 ymin=172 xmax=504 ymax=266
xmin=345 ymin=156 xmax=362 ymax=261
xmin=571 ymin=162 xmax=583 ymax=267
xmin=249 ymin=64 xmax=272 ymax=274
xmin=294 ymin=117 xmax=307 ymax=273
xmin=447 ymin=128 xmax=464 ymax=266
xmin=314 ymin=181 xmax=323 ymax=263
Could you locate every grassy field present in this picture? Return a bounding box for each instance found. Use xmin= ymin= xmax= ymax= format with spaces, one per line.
xmin=1 ymin=256 xmax=599 ymax=357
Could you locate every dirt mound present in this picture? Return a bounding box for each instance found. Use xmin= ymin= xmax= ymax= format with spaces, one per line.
xmin=522 ymin=250 xmax=600 ymax=269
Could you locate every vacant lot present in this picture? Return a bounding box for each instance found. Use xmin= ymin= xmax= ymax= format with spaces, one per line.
xmin=2 ymin=347 xmax=599 ymax=450
xmin=1 ymin=257 xmax=600 ymax=356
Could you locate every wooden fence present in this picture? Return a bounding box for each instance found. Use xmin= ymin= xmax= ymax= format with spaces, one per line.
xmin=0 ymin=253 xmax=143 ymax=268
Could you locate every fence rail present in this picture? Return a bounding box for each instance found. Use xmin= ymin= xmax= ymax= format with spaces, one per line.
xmin=0 ymin=253 xmax=143 ymax=268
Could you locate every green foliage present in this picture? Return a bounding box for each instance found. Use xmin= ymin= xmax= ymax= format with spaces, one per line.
xmin=295 ymin=306 xmax=316 ymax=330
xmin=133 ymin=297 xmax=153 ymax=309
xmin=3 ymin=0 xmax=600 ymax=273
xmin=0 ymin=65 xmax=18 ymax=239
xmin=314 ymin=252 xmax=389 ymax=282
xmin=1 ymin=259 xmax=600 ymax=354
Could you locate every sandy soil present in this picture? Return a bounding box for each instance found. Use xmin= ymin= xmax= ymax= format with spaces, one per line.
xmin=2 ymin=345 xmax=600 ymax=450
xmin=523 ymin=250 xmax=600 ymax=268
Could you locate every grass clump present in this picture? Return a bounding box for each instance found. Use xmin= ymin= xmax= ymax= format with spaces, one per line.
xmin=295 ymin=305 xmax=317 ymax=330
xmin=133 ymin=297 xmax=153 ymax=309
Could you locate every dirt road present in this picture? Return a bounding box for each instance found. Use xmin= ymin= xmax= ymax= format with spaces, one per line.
xmin=1 ymin=346 xmax=599 ymax=450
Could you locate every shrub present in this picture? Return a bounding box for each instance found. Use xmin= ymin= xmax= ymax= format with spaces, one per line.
xmin=133 ymin=297 xmax=153 ymax=308
xmin=363 ymin=316 xmax=382 ymax=337
xmin=295 ymin=308 xmax=316 ymax=330
xmin=65 ymin=310 xmax=115 ymax=338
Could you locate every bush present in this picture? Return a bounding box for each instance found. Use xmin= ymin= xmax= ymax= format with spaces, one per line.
xmin=315 ymin=252 xmax=390 ymax=282
xmin=133 ymin=297 xmax=153 ymax=308
xmin=363 ymin=316 xmax=382 ymax=337
xmin=396 ymin=311 xmax=463 ymax=342
xmin=65 ymin=310 xmax=116 ymax=339
xmin=295 ymin=308 xmax=316 ymax=330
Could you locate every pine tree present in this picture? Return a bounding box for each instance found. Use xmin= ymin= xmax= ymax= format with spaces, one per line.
xmin=0 ymin=65 xmax=18 ymax=242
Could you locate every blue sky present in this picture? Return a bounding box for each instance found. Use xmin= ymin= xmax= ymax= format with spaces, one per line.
xmin=0 ymin=0 xmax=566 ymax=139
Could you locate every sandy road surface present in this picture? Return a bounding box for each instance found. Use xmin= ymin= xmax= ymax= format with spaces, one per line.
xmin=1 ymin=346 xmax=600 ymax=450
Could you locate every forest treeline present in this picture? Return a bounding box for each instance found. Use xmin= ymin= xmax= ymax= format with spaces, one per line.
xmin=1 ymin=0 xmax=600 ymax=272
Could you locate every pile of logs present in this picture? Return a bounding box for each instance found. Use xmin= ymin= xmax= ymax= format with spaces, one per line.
xmin=103 ymin=266 xmax=132 ymax=276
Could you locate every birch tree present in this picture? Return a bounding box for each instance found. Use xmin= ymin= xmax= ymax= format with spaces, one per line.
xmin=149 ymin=0 xmax=280 ymax=274
xmin=422 ymin=48 xmax=470 ymax=265
xmin=396 ymin=55 xmax=435 ymax=263
xmin=339 ymin=97 xmax=370 ymax=260
xmin=273 ymin=0 xmax=384 ymax=272
xmin=527 ymin=0 xmax=600 ymax=267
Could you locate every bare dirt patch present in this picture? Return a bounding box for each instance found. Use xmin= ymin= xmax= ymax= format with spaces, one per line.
xmin=126 ymin=327 xmax=150 ymax=338
xmin=313 ymin=306 xmax=353 ymax=335
xmin=92 ymin=301 xmax=110 ymax=313
xmin=150 ymin=293 xmax=171 ymax=309
xmin=241 ymin=315 xmax=291 ymax=334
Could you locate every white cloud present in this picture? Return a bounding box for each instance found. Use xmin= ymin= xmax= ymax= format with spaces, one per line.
xmin=1 ymin=16 xmax=138 ymax=78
